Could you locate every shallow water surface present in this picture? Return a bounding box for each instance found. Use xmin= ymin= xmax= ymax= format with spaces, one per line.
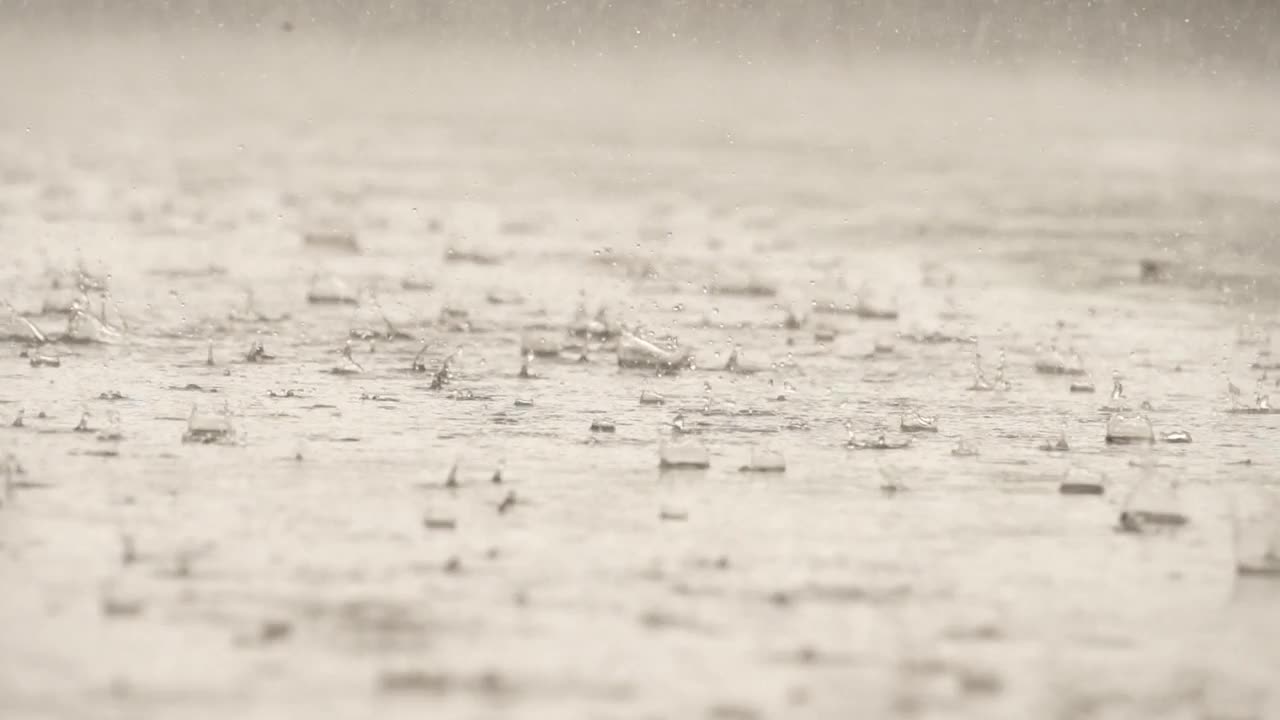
xmin=1 ymin=34 xmax=1280 ymax=720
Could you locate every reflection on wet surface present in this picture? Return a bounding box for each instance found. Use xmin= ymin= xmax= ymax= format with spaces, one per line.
xmin=1 ymin=32 xmax=1280 ymax=720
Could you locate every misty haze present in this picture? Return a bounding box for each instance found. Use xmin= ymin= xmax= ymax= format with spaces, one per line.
xmin=1 ymin=2 xmax=1279 ymax=719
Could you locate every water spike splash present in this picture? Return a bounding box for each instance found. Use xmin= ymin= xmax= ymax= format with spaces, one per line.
xmin=968 ymin=352 xmax=993 ymax=391
xmin=340 ymin=340 xmax=365 ymax=373
xmin=65 ymin=301 xmax=123 ymax=344
xmin=996 ymin=350 xmax=1008 ymax=380
xmin=411 ymin=341 xmax=430 ymax=373
xmin=429 ymin=349 xmax=460 ymax=389
xmin=1040 ymin=425 xmax=1070 ymax=452
xmin=2 ymin=299 xmax=48 ymax=344
xmin=724 ymin=346 xmax=740 ymax=372
xmin=1227 ymin=377 xmax=1276 ymax=413
xmin=1110 ymin=371 xmax=1125 ymax=404
xmin=245 ymin=339 xmax=273 ymax=363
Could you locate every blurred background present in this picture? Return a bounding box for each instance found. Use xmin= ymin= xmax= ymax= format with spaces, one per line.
xmin=3 ymin=0 xmax=1277 ymax=293
xmin=2 ymin=0 xmax=1278 ymax=74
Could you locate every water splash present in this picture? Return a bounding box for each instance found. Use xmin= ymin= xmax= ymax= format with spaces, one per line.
xmin=900 ymin=411 xmax=938 ymax=433
xmin=444 ymin=246 xmax=502 ymax=265
xmin=617 ymin=332 xmax=693 ymax=373
xmin=723 ymin=345 xmax=765 ymax=375
xmin=302 ymin=229 xmax=360 ymax=254
xmin=853 ymin=283 xmax=899 ymax=320
xmin=401 ymin=275 xmax=435 ymax=292
xmin=329 ymin=340 xmax=365 ymax=375
xmin=659 ymin=440 xmax=710 ymax=469
xmin=429 ymin=349 xmax=461 ymax=389
xmin=228 ymin=288 xmax=289 ymax=324
xmin=1227 ymin=378 xmax=1277 ymax=414
xmin=520 ymin=325 xmax=564 ymax=358
xmin=569 ymin=304 xmax=621 ymax=340
xmin=182 ymin=404 xmax=236 ymax=445
xmin=1118 ymin=479 xmax=1188 ymax=532
xmin=1060 ymin=466 xmax=1106 ymax=495
xmin=437 ymin=305 xmax=473 ymax=333
xmin=244 ymin=339 xmax=274 ymax=363
xmin=1034 ymin=344 xmax=1086 ymax=376
xmin=1 ymin=301 xmax=48 ymax=344
xmin=1234 ymin=492 xmax=1280 ymax=577
xmin=306 ymin=274 xmax=357 ymax=305
xmin=1069 ymin=375 xmax=1096 ymax=393
xmin=967 ymin=352 xmax=994 ymax=391
xmin=351 ymin=292 xmax=414 ymax=341
xmin=29 ymin=352 xmax=60 ymax=368
xmin=65 ymin=303 xmax=123 ymax=344
xmin=411 ymin=342 xmax=430 ymax=373
xmin=1104 ymin=410 xmax=1154 ymax=444
xmin=878 ymin=464 xmax=908 ymax=493
xmin=709 ymin=274 xmax=777 ymax=298
xmin=589 ymin=418 xmax=617 ymax=433
xmin=846 ymin=429 xmax=912 ymax=451
xmin=739 ymin=446 xmax=786 ymax=473
xmin=1099 ymin=371 xmax=1130 ymax=411
xmin=517 ymin=353 xmax=536 ymax=379
xmin=98 ymin=411 xmax=124 ymax=442
xmin=871 ymin=335 xmax=896 ymax=355
xmin=1228 ymin=378 xmax=1245 ymax=408
xmin=967 ymin=350 xmax=1009 ymax=391
xmin=1039 ymin=424 xmax=1070 ymax=452
xmin=639 ymin=389 xmax=666 ymax=405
